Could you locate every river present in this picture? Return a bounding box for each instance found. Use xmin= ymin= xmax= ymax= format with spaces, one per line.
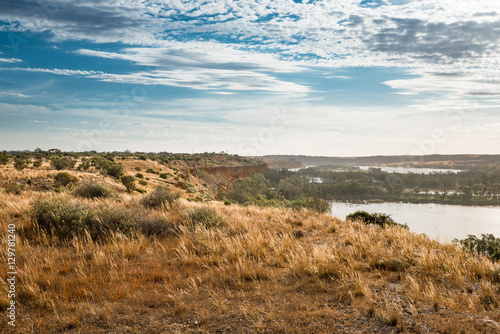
xmin=356 ymin=166 xmax=462 ymax=174
xmin=330 ymin=201 xmax=500 ymax=242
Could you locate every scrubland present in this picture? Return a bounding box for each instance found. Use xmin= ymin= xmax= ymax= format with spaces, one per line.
xmin=0 ymin=161 xmax=499 ymax=333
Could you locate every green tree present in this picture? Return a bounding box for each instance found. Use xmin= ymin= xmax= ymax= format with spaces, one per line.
xmin=121 ymin=175 xmax=136 ymax=193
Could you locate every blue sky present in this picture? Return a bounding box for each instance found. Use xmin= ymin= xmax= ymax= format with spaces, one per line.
xmin=0 ymin=0 xmax=499 ymax=156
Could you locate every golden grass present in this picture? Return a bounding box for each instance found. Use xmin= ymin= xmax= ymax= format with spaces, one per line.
xmin=0 ymin=165 xmax=499 ymax=333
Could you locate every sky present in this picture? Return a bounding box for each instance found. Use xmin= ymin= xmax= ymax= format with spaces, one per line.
xmin=0 ymin=0 xmax=499 ymax=156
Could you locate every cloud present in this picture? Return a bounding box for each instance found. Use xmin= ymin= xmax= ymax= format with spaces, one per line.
xmin=0 ymin=57 xmax=22 ymax=63
xmin=2 ymin=66 xmax=309 ymax=93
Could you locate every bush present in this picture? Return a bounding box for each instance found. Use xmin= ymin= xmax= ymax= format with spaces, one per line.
xmin=289 ymin=197 xmax=331 ymax=214
xmin=33 ymin=158 xmax=43 ymax=168
xmin=346 ymin=211 xmax=408 ymax=229
xmin=50 ymin=157 xmax=76 ymax=170
xmin=73 ymin=182 xmax=114 ymax=199
xmin=159 ymin=173 xmax=169 ymax=179
xmin=121 ymin=175 xmax=136 ymax=193
xmin=0 ymin=153 xmax=9 ymax=165
xmin=184 ymin=206 xmax=227 ymax=228
xmin=454 ymin=234 xmax=500 ymax=262
xmin=14 ymin=158 xmax=29 ymax=171
xmin=135 ymin=173 xmax=144 ymax=178
xmin=105 ymin=163 xmax=125 ymax=178
xmin=146 ymin=168 xmax=157 ymax=174
xmin=30 ymin=198 xmax=138 ymax=240
xmin=135 ymin=188 xmax=147 ymax=194
xmin=139 ymin=180 xmax=148 ymax=186
xmin=6 ymin=184 xmax=26 ymax=195
xmin=78 ymin=158 xmax=91 ymax=170
xmin=140 ymin=186 xmax=180 ymax=209
xmin=134 ymin=167 xmax=141 ymax=171
xmin=136 ymin=216 xmax=178 ymax=238
xmin=54 ymin=172 xmax=78 ymax=187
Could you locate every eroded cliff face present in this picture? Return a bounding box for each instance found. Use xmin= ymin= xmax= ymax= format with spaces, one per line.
xmin=188 ymin=163 xmax=268 ymax=179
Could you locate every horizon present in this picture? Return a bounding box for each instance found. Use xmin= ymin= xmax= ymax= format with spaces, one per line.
xmin=1 ymin=1 xmax=499 ymax=156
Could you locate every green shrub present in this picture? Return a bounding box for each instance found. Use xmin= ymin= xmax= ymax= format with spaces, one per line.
xmin=159 ymin=173 xmax=169 ymax=179
xmin=135 ymin=173 xmax=144 ymax=178
xmin=454 ymin=234 xmax=500 ymax=262
xmin=33 ymin=158 xmax=43 ymax=168
xmin=346 ymin=211 xmax=408 ymax=229
xmin=135 ymin=187 xmax=147 ymax=194
xmin=78 ymin=158 xmax=91 ymax=170
xmin=105 ymin=163 xmax=125 ymax=178
xmin=140 ymin=186 xmax=180 ymax=209
xmin=139 ymin=180 xmax=148 ymax=186
xmin=54 ymin=172 xmax=78 ymax=187
xmin=73 ymin=182 xmax=114 ymax=199
xmin=289 ymin=197 xmax=331 ymax=214
xmin=14 ymin=158 xmax=29 ymax=171
xmin=31 ymin=198 xmax=97 ymax=240
xmin=50 ymin=157 xmax=76 ymax=170
xmin=134 ymin=167 xmax=141 ymax=171
xmin=121 ymin=175 xmax=136 ymax=192
xmin=184 ymin=206 xmax=227 ymax=228
xmin=146 ymin=168 xmax=157 ymax=174
xmin=30 ymin=198 xmax=138 ymax=240
xmin=0 ymin=153 xmax=9 ymax=165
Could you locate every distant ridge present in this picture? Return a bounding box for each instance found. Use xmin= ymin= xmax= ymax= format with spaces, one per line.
xmin=258 ymin=154 xmax=500 ymax=169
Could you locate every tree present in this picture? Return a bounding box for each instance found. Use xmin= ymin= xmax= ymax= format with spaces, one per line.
xmin=121 ymin=175 xmax=136 ymax=193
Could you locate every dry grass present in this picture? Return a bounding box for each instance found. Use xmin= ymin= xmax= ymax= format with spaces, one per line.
xmin=0 ymin=163 xmax=499 ymax=333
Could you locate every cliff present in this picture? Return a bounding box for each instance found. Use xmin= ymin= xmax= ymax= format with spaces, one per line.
xmin=188 ymin=163 xmax=268 ymax=179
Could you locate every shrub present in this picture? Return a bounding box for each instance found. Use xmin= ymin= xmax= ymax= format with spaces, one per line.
xmin=289 ymin=197 xmax=331 ymax=214
xmin=454 ymin=234 xmax=500 ymax=262
xmin=73 ymin=182 xmax=114 ymax=199
xmin=146 ymin=168 xmax=157 ymax=174
xmin=78 ymin=158 xmax=91 ymax=170
xmin=121 ymin=175 xmax=136 ymax=193
xmin=54 ymin=172 xmax=78 ymax=187
xmin=159 ymin=173 xmax=169 ymax=179
xmin=31 ymin=198 xmax=97 ymax=240
xmin=139 ymin=180 xmax=148 ymax=186
xmin=140 ymin=186 xmax=180 ymax=209
xmin=135 ymin=173 xmax=144 ymax=178
xmin=105 ymin=163 xmax=125 ymax=178
xmin=6 ymin=184 xmax=26 ymax=195
xmin=134 ymin=166 xmax=141 ymax=171
xmin=346 ymin=211 xmax=408 ymax=229
xmin=136 ymin=216 xmax=178 ymax=238
xmin=14 ymin=158 xmax=29 ymax=171
xmin=50 ymin=157 xmax=76 ymax=170
xmin=0 ymin=153 xmax=9 ymax=165
xmin=33 ymin=158 xmax=43 ymax=167
xmin=135 ymin=188 xmax=147 ymax=194
xmin=30 ymin=198 xmax=138 ymax=240
xmin=184 ymin=206 xmax=227 ymax=228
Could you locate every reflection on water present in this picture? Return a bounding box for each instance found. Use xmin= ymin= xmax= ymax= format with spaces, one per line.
xmin=330 ymin=201 xmax=500 ymax=242
xmin=356 ymin=166 xmax=462 ymax=174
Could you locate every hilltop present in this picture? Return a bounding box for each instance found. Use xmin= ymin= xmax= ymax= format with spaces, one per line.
xmin=0 ymin=152 xmax=499 ymax=333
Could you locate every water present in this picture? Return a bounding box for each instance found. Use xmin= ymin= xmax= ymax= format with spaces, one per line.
xmin=356 ymin=166 xmax=462 ymax=174
xmin=330 ymin=201 xmax=500 ymax=242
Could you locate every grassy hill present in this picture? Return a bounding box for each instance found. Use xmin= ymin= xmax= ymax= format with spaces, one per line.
xmin=0 ymin=153 xmax=499 ymax=333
